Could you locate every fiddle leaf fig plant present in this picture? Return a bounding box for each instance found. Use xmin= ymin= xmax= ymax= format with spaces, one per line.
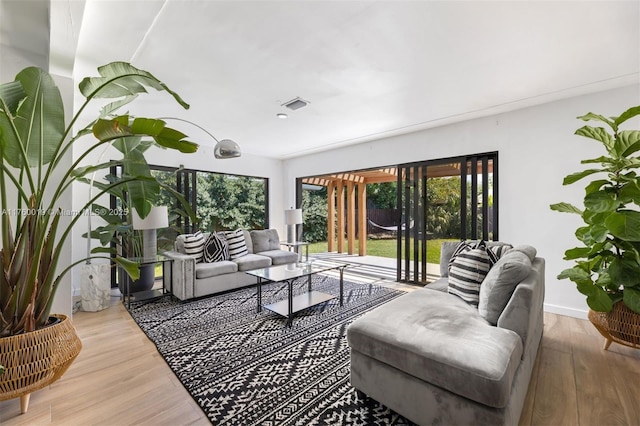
xmin=0 ymin=62 xmax=198 ymax=336
xmin=551 ymin=105 xmax=640 ymax=314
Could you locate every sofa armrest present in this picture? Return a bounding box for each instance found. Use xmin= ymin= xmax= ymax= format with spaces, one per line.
xmin=497 ymin=257 xmax=545 ymax=352
xmin=164 ymin=251 xmax=197 ymax=300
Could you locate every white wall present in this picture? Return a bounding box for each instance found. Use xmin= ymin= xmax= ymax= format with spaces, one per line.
xmin=0 ymin=0 xmax=75 ymax=318
xmin=48 ymin=74 xmax=74 ymax=317
xmin=283 ymin=85 xmax=640 ymax=319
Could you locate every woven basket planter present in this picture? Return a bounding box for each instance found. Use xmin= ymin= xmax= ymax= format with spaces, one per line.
xmin=0 ymin=314 xmax=82 ymax=413
xmin=588 ymin=302 xmax=640 ymax=351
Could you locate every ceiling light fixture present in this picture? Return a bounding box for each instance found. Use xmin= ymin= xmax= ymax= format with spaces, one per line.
xmin=277 ymin=113 xmax=288 ymax=119
xmin=158 ymin=117 xmax=241 ymax=159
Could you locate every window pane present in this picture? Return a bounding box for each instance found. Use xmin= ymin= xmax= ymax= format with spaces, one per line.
xmin=196 ymin=173 xmax=267 ymax=231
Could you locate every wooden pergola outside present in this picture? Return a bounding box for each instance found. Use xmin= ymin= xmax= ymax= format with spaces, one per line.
xmin=301 ymin=163 xmax=466 ymax=256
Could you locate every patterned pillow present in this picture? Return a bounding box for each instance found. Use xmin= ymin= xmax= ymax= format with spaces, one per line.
xmin=447 ymin=240 xmax=475 ymax=270
xmin=223 ymin=229 xmax=249 ymax=259
xmin=448 ymin=241 xmax=507 ymax=269
xmin=203 ymin=232 xmax=229 ymax=263
xmin=489 ymin=244 xmax=513 ymax=260
xmin=448 ymin=241 xmax=496 ymax=307
xmin=183 ymin=230 xmax=205 ymax=263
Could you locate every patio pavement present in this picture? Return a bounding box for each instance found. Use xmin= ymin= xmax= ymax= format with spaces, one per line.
xmin=309 ymin=252 xmax=441 ymax=287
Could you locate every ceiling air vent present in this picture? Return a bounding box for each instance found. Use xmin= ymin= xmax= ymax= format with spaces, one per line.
xmin=282 ymin=97 xmax=309 ymax=111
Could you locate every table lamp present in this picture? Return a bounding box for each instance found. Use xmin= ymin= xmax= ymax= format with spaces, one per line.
xmin=132 ymin=205 xmax=169 ymax=262
xmin=284 ymin=208 xmax=303 ymax=244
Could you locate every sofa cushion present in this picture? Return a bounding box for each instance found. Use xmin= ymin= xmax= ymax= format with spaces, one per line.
xmin=258 ymin=249 xmax=297 ymax=266
xmin=447 ymin=241 xmax=496 ymax=307
xmin=233 ymin=253 xmax=272 ymax=272
xmin=426 ymin=277 xmax=448 ymax=292
xmin=347 ymin=288 xmax=523 ymax=408
xmin=181 ymin=231 xmax=205 ymax=263
xmin=440 ymin=241 xmax=461 ymax=277
xmin=250 ymin=229 xmax=280 ymax=253
xmin=243 ymin=230 xmax=254 ymax=254
xmin=479 ymin=246 xmax=535 ymax=325
xmin=490 ymin=244 xmax=513 ymax=259
xmin=223 ymin=229 xmax=249 ymax=259
xmin=511 ymin=244 xmax=536 ymax=262
xmin=195 ymin=260 xmax=238 ymax=279
xmin=203 ymin=232 xmax=229 ymax=263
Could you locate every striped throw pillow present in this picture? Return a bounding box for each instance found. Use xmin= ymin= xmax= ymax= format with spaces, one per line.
xmin=223 ymin=229 xmax=248 ymax=259
xmin=183 ymin=230 xmax=205 ymax=263
xmin=203 ymin=232 xmax=229 ymax=263
xmin=448 ymin=240 xmax=475 ymax=270
xmin=448 ymin=241 xmax=496 ymax=307
xmin=490 ymin=244 xmax=513 ymax=259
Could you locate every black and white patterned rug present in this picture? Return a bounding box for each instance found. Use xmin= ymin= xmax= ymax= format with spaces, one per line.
xmin=128 ymin=275 xmax=415 ymax=425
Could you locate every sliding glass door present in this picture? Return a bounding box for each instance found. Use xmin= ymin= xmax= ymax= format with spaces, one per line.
xmin=397 ymin=152 xmax=498 ymax=283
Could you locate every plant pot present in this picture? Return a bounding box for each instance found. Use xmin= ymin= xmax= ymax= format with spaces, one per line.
xmin=0 ymin=314 xmax=82 ymax=413
xmin=118 ymin=263 xmax=156 ymax=295
xmin=588 ymin=302 xmax=640 ymax=350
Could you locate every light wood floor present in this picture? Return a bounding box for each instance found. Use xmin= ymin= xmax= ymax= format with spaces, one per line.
xmin=1 ymin=291 xmax=639 ymax=425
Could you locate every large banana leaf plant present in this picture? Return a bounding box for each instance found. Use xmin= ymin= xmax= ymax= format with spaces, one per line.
xmin=83 ymin=140 xmax=194 ymax=261
xmin=551 ymin=105 xmax=640 ymax=314
xmin=0 ymin=62 xmax=198 ymax=336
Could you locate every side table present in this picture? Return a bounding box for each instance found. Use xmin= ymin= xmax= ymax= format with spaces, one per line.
xmin=122 ymin=255 xmax=174 ymax=309
xmin=280 ymin=241 xmax=309 ymax=262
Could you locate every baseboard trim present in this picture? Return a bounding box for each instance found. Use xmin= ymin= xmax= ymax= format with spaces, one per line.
xmin=544 ymin=303 xmax=588 ymax=320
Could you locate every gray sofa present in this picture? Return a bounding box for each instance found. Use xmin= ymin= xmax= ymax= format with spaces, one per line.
xmin=164 ymin=229 xmax=298 ymax=300
xmin=347 ymin=242 xmax=545 ymax=425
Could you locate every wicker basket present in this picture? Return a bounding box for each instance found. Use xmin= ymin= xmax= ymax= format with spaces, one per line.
xmin=588 ymin=302 xmax=640 ymax=350
xmin=0 ymin=314 xmax=82 ymax=413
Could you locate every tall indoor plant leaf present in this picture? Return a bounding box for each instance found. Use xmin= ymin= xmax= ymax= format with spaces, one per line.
xmin=551 ymin=105 xmax=640 ymax=314
xmin=0 ymin=62 xmax=199 ymax=336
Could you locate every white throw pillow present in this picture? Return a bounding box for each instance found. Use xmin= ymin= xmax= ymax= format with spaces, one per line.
xmin=183 ymin=230 xmax=205 ymax=263
xmin=447 ymin=241 xmax=496 ymax=307
xmin=223 ymin=229 xmax=249 ymax=259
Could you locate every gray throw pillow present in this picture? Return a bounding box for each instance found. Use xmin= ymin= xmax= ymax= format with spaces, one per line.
xmin=511 ymin=244 xmax=536 ymax=262
xmin=440 ymin=241 xmax=462 ymax=277
xmin=478 ymin=247 xmax=534 ymax=325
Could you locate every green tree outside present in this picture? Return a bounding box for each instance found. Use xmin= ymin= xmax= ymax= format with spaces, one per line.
xmin=197 ymin=174 xmax=267 ymax=231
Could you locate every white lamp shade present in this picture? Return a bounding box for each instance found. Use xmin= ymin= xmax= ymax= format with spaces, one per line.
xmin=132 ymin=206 xmax=169 ymax=230
xmin=284 ymin=208 xmax=303 ymax=225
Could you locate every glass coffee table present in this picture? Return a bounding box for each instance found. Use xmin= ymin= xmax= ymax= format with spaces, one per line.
xmin=245 ymin=260 xmax=349 ymax=326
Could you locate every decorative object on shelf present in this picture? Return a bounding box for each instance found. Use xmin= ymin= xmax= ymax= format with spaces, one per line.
xmin=551 ymin=105 xmax=640 ymax=350
xmin=0 ymin=62 xmax=198 ymax=413
xmin=159 ymin=116 xmax=241 ymax=159
xmin=285 ymin=208 xmax=303 ymax=244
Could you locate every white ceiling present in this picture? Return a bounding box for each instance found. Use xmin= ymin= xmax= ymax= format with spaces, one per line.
xmin=66 ymin=0 xmax=639 ymax=160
